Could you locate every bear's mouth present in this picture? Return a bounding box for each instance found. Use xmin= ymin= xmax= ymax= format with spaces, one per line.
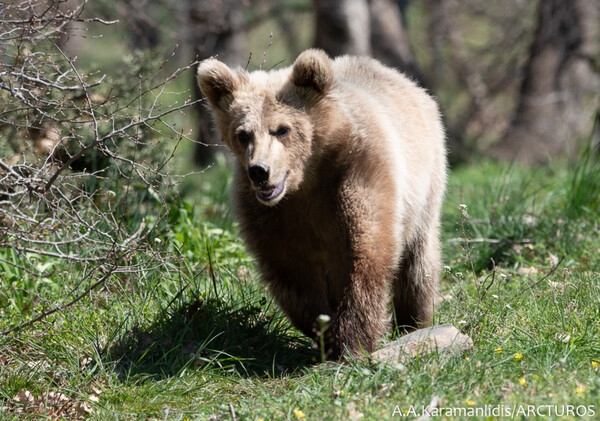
xmin=256 ymin=175 xmax=286 ymax=203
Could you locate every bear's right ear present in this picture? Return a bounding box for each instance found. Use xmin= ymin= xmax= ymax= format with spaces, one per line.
xmin=291 ymin=49 xmax=333 ymax=95
xmin=197 ymin=59 xmax=245 ymax=111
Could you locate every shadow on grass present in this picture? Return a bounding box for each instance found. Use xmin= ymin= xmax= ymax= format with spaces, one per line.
xmin=106 ymin=297 xmax=318 ymax=380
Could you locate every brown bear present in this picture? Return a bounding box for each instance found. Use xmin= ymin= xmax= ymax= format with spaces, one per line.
xmin=197 ymin=49 xmax=447 ymax=359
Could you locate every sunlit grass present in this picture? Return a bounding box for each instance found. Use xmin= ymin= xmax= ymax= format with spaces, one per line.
xmin=1 ymin=150 xmax=599 ymax=419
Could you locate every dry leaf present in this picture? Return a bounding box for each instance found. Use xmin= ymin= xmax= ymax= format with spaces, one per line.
xmin=548 ymin=280 xmax=572 ymax=292
xmin=89 ymin=93 xmax=106 ymax=103
xmin=13 ymin=389 xmax=35 ymax=405
xmin=46 ymin=392 xmax=68 ymax=405
xmin=77 ymin=401 xmax=93 ymax=415
xmin=548 ymin=253 xmax=559 ymax=267
xmin=346 ymin=402 xmax=364 ymax=420
xmin=375 ymin=383 xmax=394 ymax=398
xmin=90 ymin=386 xmax=103 ymax=395
xmin=518 ymin=266 xmax=538 ymax=275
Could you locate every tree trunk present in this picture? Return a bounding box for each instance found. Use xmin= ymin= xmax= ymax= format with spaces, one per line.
xmin=369 ymin=0 xmax=427 ymax=87
xmin=314 ymin=0 xmax=371 ymax=56
xmin=183 ymin=0 xmax=247 ymax=166
xmin=493 ymin=0 xmax=600 ymax=163
xmin=121 ymin=0 xmax=160 ymax=50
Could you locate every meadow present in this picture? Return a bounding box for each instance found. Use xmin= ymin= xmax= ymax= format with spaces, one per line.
xmin=2 ymin=1 xmax=599 ymax=418
xmin=1 ymin=134 xmax=599 ymax=419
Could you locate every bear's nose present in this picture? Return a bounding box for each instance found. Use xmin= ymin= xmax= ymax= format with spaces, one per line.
xmin=248 ymin=164 xmax=270 ymax=186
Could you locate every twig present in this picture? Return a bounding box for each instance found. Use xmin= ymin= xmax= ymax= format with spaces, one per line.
xmin=479 ymin=258 xmax=497 ymax=300
xmin=228 ymin=403 xmax=237 ymax=421
xmin=259 ymin=33 xmax=273 ymax=70
xmin=522 ymin=255 xmax=566 ymax=292
xmin=446 ymin=237 xmax=533 ymax=244
xmin=1 ymin=264 xmax=116 ymax=336
xmin=0 ymin=0 xmax=200 ymax=338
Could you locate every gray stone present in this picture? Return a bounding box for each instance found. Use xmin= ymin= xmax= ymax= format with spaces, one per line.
xmin=371 ymin=324 xmax=473 ymax=364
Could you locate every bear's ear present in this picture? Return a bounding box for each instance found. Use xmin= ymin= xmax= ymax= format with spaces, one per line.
xmin=197 ymin=59 xmax=245 ymax=111
xmin=291 ymin=49 xmax=332 ymax=95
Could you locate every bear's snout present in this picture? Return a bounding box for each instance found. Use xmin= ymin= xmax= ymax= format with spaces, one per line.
xmin=248 ymin=164 xmax=270 ymax=187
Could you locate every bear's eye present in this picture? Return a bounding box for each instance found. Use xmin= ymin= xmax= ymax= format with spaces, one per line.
xmin=237 ymin=130 xmax=252 ymax=144
xmin=274 ymin=126 xmax=290 ymax=137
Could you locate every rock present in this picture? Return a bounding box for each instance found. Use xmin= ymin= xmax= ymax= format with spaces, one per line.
xmin=371 ymin=324 xmax=473 ymax=364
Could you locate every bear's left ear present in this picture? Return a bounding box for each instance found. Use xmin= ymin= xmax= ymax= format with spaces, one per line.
xmin=197 ymin=59 xmax=246 ymax=111
xmin=291 ymin=49 xmax=333 ymax=95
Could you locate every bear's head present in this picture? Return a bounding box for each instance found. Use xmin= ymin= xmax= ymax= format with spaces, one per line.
xmin=197 ymin=49 xmax=333 ymax=206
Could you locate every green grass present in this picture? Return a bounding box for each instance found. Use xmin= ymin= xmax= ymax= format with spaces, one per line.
xmin=1 ymin=150 xmax=599 ymax=420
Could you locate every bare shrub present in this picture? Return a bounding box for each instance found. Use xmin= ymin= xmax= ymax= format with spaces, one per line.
xmin=0 ymin=0 xmax=200 ymax=333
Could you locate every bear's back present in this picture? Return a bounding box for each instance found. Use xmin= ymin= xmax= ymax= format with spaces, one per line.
xmin=330 ymin=55 xmax=412 ymax=93
xmin=328 ymin=56 xmax=442 ymax=144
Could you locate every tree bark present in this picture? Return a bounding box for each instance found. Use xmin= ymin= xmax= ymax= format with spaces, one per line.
xmin=314 ymin=0 xmax=371 ymax=56
xmin=183 ymin=0 xmax=247 ymax=165
xmin=493 ymin=0 xmax=600 ymax=163
xmin=369 ymin=0 xmax=427 ymax=87
xmin=121 ymin=0 xmax=160 ymax=50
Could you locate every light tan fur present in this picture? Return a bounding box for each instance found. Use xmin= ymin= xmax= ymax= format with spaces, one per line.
xmin=197 ymin=49 xmax=447 ymax=359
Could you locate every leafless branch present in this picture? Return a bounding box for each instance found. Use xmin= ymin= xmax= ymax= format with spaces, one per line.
xmin=0 ymin=264 xmax=117 ymax=336
xmin=0 ymin=0 xmax=200 ymax=335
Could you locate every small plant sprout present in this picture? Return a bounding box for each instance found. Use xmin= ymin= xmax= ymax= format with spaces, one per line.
xmin=317 ymin=314 xmax=331 ymax=362
xmin=318 ymin=314 xmax=331 ymax=324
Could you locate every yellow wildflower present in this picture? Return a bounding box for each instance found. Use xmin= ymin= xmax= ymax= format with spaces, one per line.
xmin=592 ymin=360 xmax=599 ymax=368
xmin=514 ymin=353 xmax=523 ymax=360
xmin=519 ymin=377 xmax=527 ymax=387
xmin=293 ymin=408 xmax=306 ymax=419
xmin=576 ymin=385 xmax=587 ymax=394
xmin=466 ymin=400 xmax=476 ymax=406
xmin=495 ymin=347 xmax=503 ymax=354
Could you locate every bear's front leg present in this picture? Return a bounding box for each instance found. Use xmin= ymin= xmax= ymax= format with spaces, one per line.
xmin=330 ymin=254 xmax=390 ymax=358
xmin=264 ymin=254 xmax=388 ymax=360
xmin=270 ymin=280 xmax=334 ymax=341
xmin=331 ymin=186 xmax=398 ymax=358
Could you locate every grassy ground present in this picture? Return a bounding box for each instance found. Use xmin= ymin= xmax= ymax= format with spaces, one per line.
xmin=1 ymin=146 xmax=599 ymax=420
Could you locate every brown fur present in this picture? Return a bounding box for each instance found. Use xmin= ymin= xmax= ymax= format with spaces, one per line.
xmin=197 ymin=49 xmax=447 ymax=359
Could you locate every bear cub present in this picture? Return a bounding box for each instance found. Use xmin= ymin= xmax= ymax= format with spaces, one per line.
xmin=197 ymin=49 xmax=446 ymax=359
